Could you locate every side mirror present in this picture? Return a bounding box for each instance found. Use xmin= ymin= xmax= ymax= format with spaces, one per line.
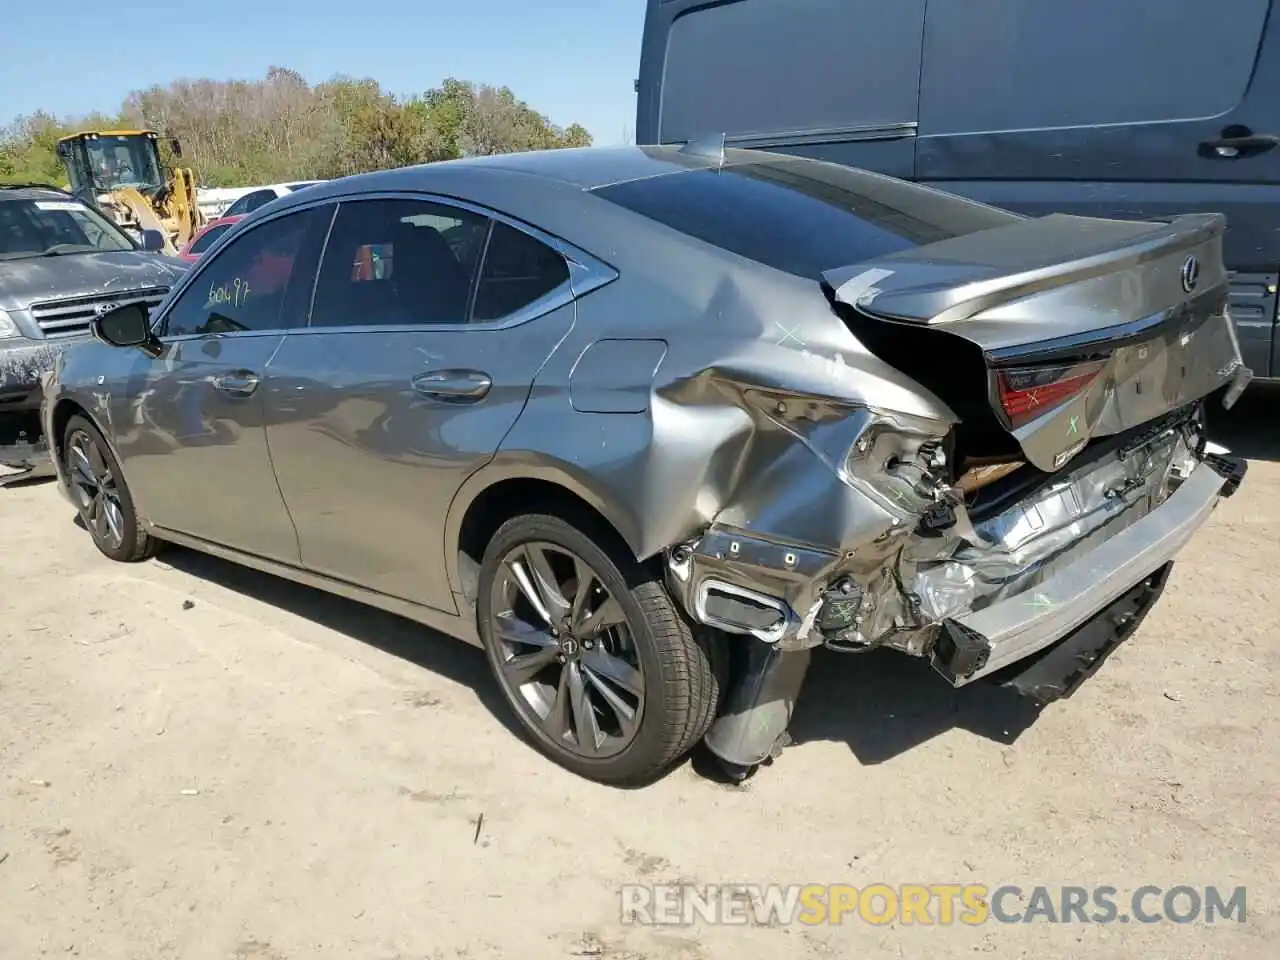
xmin=140 ymin=228 xmax=166 ymax=252
xmin=169 ymin=138 xmax=183 ymax=158
xmin=92 ymin=302 xmax=162 ymax=358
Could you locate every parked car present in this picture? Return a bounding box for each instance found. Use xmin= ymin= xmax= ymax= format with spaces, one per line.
xmin=177 ymin=215 xmax=244 ymax=263
xmin=637 ymin=0 xmax=1280 ymax=381
xmin=218 ymin=181 xmax=325 ymax=219
xmin=40 ymin=147 xmax=1249 ymax=784
xmin=0 ymin=183 xmax=187 ymax=479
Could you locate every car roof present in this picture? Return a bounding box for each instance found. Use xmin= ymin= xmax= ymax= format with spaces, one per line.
xmin=0 ymin=183 xmax=78 ymax=202
xmin=274 ymin=145 xmax=763 ymax=204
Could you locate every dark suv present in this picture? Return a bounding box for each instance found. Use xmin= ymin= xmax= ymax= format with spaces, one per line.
xmin=0 ymin=184 xmax=187 ymax=477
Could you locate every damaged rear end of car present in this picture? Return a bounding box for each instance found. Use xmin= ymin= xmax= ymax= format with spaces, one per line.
xmin=657 ymin=202 xmax=1249 ymax=773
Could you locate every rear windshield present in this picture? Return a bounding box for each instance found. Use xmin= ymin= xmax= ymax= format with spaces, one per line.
xmin=592 ymin=158 xmax=1020 ymax=280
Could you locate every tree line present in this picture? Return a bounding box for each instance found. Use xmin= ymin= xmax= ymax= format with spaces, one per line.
xmin=0 ymin=67 xmax=593 ymax=188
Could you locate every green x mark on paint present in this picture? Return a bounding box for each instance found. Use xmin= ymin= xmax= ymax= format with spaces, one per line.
xmin=1068 ymin=415 xmax=1080 ymax=436
xmin=1024 ymin=593 xmax=1055 ymax=612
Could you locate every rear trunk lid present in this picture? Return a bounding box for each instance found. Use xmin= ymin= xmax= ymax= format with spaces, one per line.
xmin=823 ymin=212 xmax=1249 ymax=472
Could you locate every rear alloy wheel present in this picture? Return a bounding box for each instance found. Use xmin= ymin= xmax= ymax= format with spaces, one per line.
xmin=478 ymin=514 xmax=720 ymax=784
xmin=64 ymin=415 xmax=158 ymax=563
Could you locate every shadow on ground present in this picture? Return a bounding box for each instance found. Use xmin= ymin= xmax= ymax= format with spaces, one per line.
xmin=156 ymin=545 xmax=512 ymax=729
xmin=788 ymin=648 xmax=1043 ymax=764
xmin=158 ymin=542 xmax=1041 ymax=775
xmin=1208 ymin=381 xmax=1280 ymax=462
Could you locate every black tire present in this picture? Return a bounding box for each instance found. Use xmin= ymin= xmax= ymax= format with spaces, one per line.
xmin=477 ymin=512 xmax=722 ymax=785
xmin=63 ymin=414 xmax=159 ymax=563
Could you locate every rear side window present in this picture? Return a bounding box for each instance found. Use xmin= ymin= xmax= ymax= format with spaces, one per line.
xmin=592 ymin=159 xmax=1019 ymax=279
xmin=473 ymin=222 xmax=570 ymax=322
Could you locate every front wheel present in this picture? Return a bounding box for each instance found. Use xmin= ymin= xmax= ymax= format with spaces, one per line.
xmin=63 ymin=414 xmax=158 ymax=563
xmin=477 ymin=513 xmax=721 ymax=785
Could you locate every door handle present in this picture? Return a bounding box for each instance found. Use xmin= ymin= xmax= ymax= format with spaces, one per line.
xmin=211 ymin=371 xmax=261 ymax=397
xmin=412 ymin=369 xmax=492 ymax=403
xmin=1199 ymin=133 xmax=1279 ymax=159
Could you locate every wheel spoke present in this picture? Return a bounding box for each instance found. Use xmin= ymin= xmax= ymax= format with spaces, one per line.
xmin=567 ymin=662 xmax=602 ymax=755
xmin=502 ymin=645 xmax=561 ymax=687
xmin=582 ymin=664 xmax=638 ymax=740
xmin=90 ymin=495 xmax=109 ymax=539
xmin=570 ymin=556 xmax=597 ymax=630
xmin=524 ymin=545 xmax=570 ymax=621
xmin=581 ymin=595 xmax=627 ymax=636
xmin=582 ymin=645 xmax=644 ymax=698
xmin=86 ymin=440 xmax=108 ymax=479
xmin=492 ymin=611 xmax=556 ymax=650
xmin=70 ymin=445 xmax=96 ymax=488
xmin=543 ymin=661 xmax=572 ymax=740
xmin=508 ymin=554 xmax=553 ymax=626
xmin=102 ymin=497 xmax=124 ymax=544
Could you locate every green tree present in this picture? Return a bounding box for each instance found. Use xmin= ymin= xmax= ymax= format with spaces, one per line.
xmin=2 ymin=68 xmax=594 ymax=189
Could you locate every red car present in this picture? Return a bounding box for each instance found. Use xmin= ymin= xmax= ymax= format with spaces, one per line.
xmin=177 ymin=215 xmax=244 ymax=263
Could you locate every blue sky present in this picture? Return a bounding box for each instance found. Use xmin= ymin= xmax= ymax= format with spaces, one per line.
xmin=1 ymin=0 xmax=647 ymax=146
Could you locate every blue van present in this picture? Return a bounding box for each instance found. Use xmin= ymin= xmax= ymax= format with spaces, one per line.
xmin=637 ymin=0 xmax=1280 ymax=380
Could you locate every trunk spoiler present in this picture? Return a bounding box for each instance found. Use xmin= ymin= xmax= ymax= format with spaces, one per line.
xmin=824 ymin=212 xmax=1226 ymax=332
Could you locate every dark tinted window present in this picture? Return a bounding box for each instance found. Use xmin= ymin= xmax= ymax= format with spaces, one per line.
xmin=224 ymin=190 xmax=272 ymax=217
xmin=593 ymin=159 xmax=1019 ymax=279
xmin=310 ymin=199 xmax=488 ymax=328
xmin=163 ymin=208 xmax=325 ymax=336
xmin=473 ymin=222 xmax=570 ymax=322
xmin=188 ymin=222 xmax=232 ymax=254
xmin=245 ymin=191 xmax=277 ymax=212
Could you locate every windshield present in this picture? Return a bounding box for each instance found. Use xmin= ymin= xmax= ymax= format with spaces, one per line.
xmin=85 ymin=135 xmax=164 ymax=191
xmin=0 ymin=196 xmax=136 ymax=259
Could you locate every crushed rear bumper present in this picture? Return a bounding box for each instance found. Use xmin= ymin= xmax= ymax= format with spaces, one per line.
xmin=930 ymin=456 xmax=1245 ymax=686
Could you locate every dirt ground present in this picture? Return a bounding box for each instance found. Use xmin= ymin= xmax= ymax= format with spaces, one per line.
xmin=2 ymin=388 xmax=1277 ymax=960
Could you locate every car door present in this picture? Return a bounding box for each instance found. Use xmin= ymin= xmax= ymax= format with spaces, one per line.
xmin=916 ymin=0 xmax=1280 ymax=376
xmin=265 ymin=195 xmax=578 ymax=613
xmin=109 ymin=204 xmax=330 ymax=561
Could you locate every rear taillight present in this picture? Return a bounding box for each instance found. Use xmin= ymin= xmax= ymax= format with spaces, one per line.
xmin=995 ymin=359 xmax=1106 ymax=429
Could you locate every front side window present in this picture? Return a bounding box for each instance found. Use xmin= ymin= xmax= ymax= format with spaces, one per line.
xmin=162 ymin=207 xmax=327 ymax=337
xmin=310 ymin=199 xmax=489 ymax=327
xmin=0 ymin=196 xmax=134 ymax=258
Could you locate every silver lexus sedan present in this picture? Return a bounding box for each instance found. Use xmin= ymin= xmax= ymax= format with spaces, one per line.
xmin=41 ymin=145 xmax=1250 ymax=785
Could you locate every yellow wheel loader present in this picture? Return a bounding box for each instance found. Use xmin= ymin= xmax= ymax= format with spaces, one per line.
xmin=56 ymin=129 xmax=204 ymax=256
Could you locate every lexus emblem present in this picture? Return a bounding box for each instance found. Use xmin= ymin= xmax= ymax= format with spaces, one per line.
xmin=1180 ymin=255 xmax=1200 ymax=294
